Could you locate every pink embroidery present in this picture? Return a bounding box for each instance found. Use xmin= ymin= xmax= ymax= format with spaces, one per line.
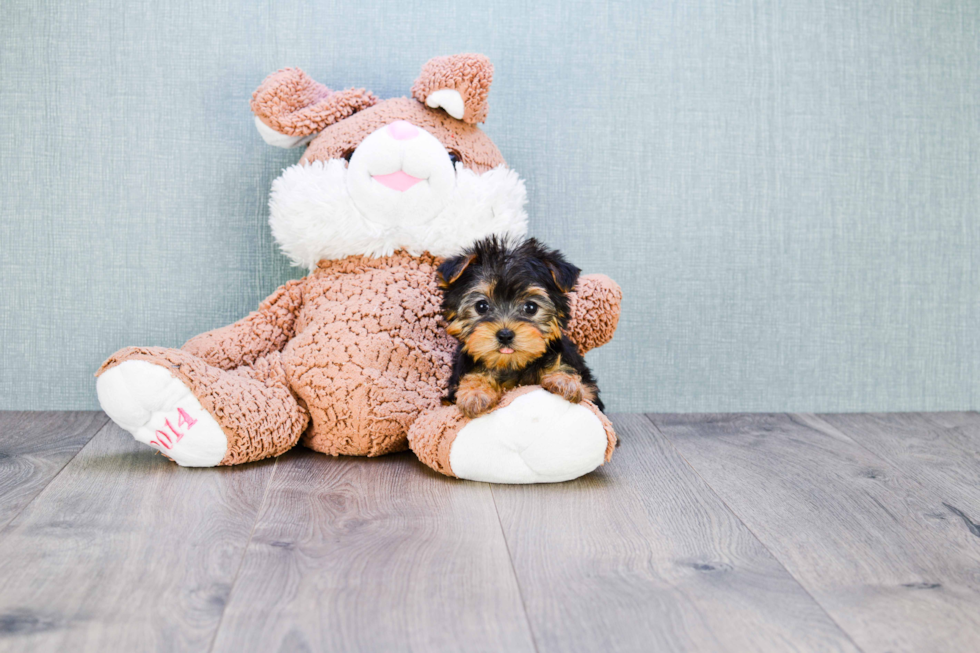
xmin=177 ymin=407 xmax=197 ymax=429
xmin=164 ymin=418 xmax=184 ymax=443
xmin=151 ymin=430 xmax=173 ymax=449
xmin=149 ymin=407 xmax=197 ymax=451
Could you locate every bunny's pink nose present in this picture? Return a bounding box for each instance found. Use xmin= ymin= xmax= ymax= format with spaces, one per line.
xmin=387 ymin=120 xmax=419 ymax=140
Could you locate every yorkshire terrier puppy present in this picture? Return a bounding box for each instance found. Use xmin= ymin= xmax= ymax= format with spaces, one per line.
xmin=438 ymin=236 xmax=602 ymax=418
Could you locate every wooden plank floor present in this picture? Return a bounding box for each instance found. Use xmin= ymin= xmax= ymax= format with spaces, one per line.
xmin=0 ymin=412 xmax=108 ymax=530
xmin=1 ymin=411 xmax=978 ymax=652
xmin=648 ymin=413 xmax=980 ymax=653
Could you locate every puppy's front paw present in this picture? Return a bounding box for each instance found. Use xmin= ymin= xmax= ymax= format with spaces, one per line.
xmin=541 ymin=371 xmax=591 ymax=404
xmin=456 ymin=374 xmax=501 ymax=418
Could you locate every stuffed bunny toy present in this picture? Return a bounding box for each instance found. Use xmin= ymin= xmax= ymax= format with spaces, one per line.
xmin=96 ymin=54 xmax=622 ymax=483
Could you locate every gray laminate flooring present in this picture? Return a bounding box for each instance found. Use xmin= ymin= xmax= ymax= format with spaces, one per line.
xmin=1 ymin=411 xmax=978 ymax=652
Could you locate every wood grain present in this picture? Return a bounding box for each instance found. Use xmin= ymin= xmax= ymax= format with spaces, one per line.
xmin=210 ymin=448 xmax=536 ymax=653
xmin=920 ymin=411 xmax=980 ymax=432
xmin=649 ymin=412 xmax=980 ymax=653
xmin=490 ymin=414 xmax=859 ymax=653
xmin=816 ymin=412 xmax=980 ymax=523
xmin=3 ymin=411 xmax=978 ymax=651
xmin=0 ymin=422 xmax=275 ymax=652
xmin=0 ymin=411 xmax=108 ymax=531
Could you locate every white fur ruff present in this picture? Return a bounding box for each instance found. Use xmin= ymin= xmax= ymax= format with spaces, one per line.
xmin=269 ymin=160 xmax=529 ymax=268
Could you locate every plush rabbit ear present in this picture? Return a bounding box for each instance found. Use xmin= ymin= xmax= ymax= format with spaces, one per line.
xmin=250 ymin=68 xmax=378 ymax=147
xmin=412 ymin=54 xmax=493 ymax=124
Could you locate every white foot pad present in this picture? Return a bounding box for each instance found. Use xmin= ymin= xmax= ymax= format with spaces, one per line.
xmin=449 ymin=389 xmax=608 ymax=484
xmin=96 ymin=361 xmax=228 ymax=467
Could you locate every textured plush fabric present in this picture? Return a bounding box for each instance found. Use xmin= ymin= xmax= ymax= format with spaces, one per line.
xmin=412 ymin=54 xmax=493 ymax=124
xmin=267 ymin=159 xmax=526 ymax=266
xmin=300 ymin=98 xmax=505 ymax=173
xmin=3 ymin=2 xmax=979 ymax=413
xmin=290 ymin=253 xmax=452 ymax=457
xmin=566 ymin=274 xmax=623 ymax=355
xmin=251 ymin=68 xmax=379 ymax=137
xmin=408 ymin=384 xmax=616 ymax=477
xmin=96 ymin=359 xmax=232 ymax=466
xmin=97 ymin=347 xmax=308 ymax=465
xmin=182 ymin=279 xmax=305 ymax=370
xmin=406 ymin=400 xmax=463 ymax=477
xmin=98 ymin=253 xmax=617 ymax=464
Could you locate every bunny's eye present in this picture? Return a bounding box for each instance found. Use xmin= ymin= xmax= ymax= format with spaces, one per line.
xmin=448 ymin=151 xmax=461 ymax=166
xmin=342 ymin=149 xmax=355 ymax=162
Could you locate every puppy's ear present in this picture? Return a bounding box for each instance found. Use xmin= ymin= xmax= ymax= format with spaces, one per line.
xmin=545 ymin=256 xmax=580 ymax=294
xmin=437 ymin=253 xmax=477 ymax=288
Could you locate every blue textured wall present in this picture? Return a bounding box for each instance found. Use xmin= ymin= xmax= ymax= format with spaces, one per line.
xmin=1 ymin=1 xmax=977 ymax=411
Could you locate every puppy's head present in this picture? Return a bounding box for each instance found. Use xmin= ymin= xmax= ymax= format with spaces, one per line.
xmin=438 ymin=237 xmax=580 ymax=370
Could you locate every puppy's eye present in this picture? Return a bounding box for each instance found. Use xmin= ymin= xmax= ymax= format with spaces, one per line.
xmin=342 ymin=149 xmax=355 ymax=162
xmin=475 ymin=300 xmax=490 ymax=315
xmin=522 ymin=301 xmax=538 ymax=316
xmin=448 ymin=151 xmax=460 ymax=166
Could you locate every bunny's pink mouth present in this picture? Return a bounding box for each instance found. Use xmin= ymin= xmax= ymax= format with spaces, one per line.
xmin=372 ymin=170 xmax=424 ymax=192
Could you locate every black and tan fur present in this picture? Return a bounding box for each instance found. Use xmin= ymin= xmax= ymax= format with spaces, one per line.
xmin=438 ymin=237 xmax=602 ymax=419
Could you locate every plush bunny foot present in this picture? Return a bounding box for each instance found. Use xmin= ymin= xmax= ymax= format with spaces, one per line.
xmin=410 ymin=387 xmax=616 ymax=483
xmin=96 ymin=360 xmax=228 ymax=467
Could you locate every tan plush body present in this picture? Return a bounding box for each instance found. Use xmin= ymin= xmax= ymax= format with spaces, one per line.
xmin=96 ymin=55 xmax=622 ymax=482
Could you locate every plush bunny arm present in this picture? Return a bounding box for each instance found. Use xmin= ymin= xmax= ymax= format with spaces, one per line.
xmin=182 ymin=278 xmax=306 ymax=371
xmin=565 ymin=274 xmax=622 ymax=355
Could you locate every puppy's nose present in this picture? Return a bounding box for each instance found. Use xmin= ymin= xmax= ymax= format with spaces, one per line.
xmin=496 ymin=328 xmax=515 ymax=344
xmin=387 ymin=120 xmax=419 ymax=140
